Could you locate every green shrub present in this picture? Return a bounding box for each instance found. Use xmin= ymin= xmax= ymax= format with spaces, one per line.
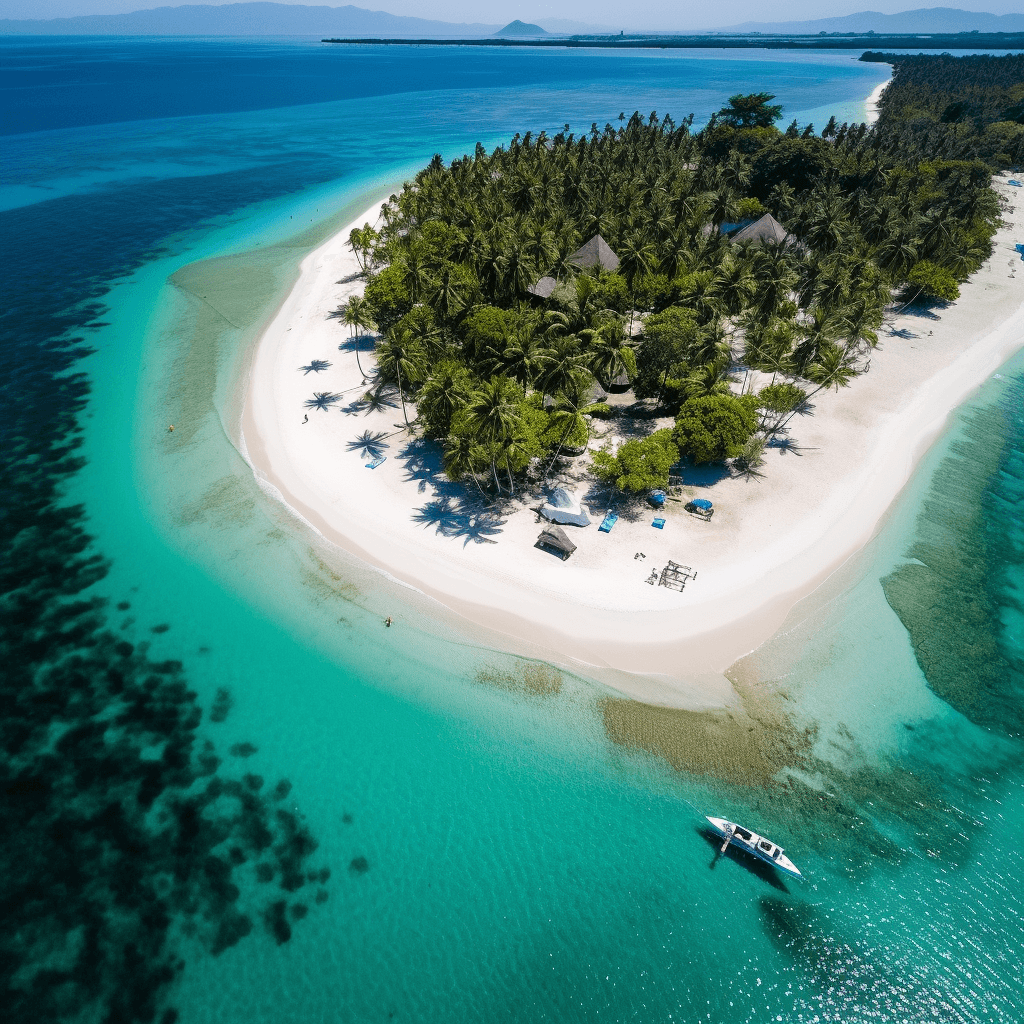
xmin=673 ymin=394 xmax=758 ymax=464
xmin=591 ymin=429 xmax=679 ymax=492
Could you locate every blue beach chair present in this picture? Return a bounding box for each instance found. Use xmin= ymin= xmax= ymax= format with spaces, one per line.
xmin=652 ymin=516 xmax=666 ymax=529
xmin=365 ymin=456 xmax=386 ymax=469
xmin=599 ymin=511 xmax=618 ymax=533
xmin=1009 ymin=180 xmax=1022 ymax=187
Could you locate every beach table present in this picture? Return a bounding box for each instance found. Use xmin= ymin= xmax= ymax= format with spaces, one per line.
xmin=599 ymin=511 xmax=618 ymax=533
xmin=365 ymin=456 xmax=386 ymax=469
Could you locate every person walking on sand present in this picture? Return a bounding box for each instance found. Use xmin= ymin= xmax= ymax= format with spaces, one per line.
xmin=303 ymin=414 xmax=308 ymax=424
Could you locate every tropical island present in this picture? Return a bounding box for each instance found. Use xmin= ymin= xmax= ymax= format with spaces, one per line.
xmin=243 ymin=54 xmax=1024 ymax=700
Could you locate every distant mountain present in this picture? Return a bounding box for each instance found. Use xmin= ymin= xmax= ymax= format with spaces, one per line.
xmin=495 ymin=20 xmax=546 ymax=37
xmin=722 ymin=7 xmax=1024 ymax=35
xmin=0 ymin=2 xmax=500 ymax=37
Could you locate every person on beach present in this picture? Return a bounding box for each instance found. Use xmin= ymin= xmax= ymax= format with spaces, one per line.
xmin=303 ymin=414 xmax=308 ymax=424
xmin=384 ymin=616 xmax=392 ymax=628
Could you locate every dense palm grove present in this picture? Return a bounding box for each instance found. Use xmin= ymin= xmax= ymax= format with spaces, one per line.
xmin=345 ymin=57 xmax=1006 ymax=496
xmin=865 ymin=51 xmax=1024 ymax=168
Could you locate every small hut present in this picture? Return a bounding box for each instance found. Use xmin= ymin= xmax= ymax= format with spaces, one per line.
xmin=527 ymin=275 xmax=558 ymax=299
xmin=728 ymin=214 xmax=794 ymax=247
xmin=536 ymin=524 xmax=577 ymax=560
xmin=566 ymin=234 xmax=620 ymax=272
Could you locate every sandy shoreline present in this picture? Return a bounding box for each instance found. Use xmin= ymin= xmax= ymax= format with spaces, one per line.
xmin=864 ymin=77 xmax=890 ymax=124
xmin=239 ymin=177 xmax=1023 ymax=707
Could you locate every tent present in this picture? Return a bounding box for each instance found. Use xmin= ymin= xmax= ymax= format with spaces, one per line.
xmin=536 ymin=524 xmax=577 ymax=560
xmin=540 ymin=487 xmax=592 ymax=527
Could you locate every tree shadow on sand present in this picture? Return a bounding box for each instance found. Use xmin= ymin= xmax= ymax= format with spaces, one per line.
xmin=346 ymin=431 xmax=390 ymax=460
xmin=767 ymin=437 xmax=816 ymax=457
xmin=341 ymin=384 xmax=397 ymax=417
xmin=411 ymin=496 xmax=506 ymax=545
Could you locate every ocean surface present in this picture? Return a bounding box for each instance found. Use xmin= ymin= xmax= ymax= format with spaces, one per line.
xmin=2 ymin=37 xmax=1022 ymax=1023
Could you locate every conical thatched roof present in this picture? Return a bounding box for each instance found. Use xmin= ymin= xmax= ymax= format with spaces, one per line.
xmin=567 ymin=234 xmax=620 ymax=272
xmin=729 ymin=214 xmax=794 ymax=247
xmin=527 ymin=275 xmax=558 ymax=298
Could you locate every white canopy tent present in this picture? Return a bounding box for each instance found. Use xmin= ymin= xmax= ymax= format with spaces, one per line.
xmin=540 ymin=487 xmax=592 ymax=527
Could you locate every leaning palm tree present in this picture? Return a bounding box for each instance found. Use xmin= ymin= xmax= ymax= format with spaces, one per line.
xmin=465 ymin=377 xmax=523 ymax=493
xmin=543 ymin=369 xmax=593 ymax=483
xmin=375 ymin=330 xmax=426 ymax=429
xmin=342 ymin=295 xmax=374 ymax=379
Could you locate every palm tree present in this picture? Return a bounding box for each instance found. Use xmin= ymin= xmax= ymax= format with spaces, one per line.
xmin=418 ymin=360 xmax=471 ymax=438
xmin=543 ymin=369 xmax=593 ymax=482
xmin=465 ymin=377 xmax=523 ymax=492
xmin=343 ymin=295 xmax=373 ymax=379
xmin=429 ymin=263 xmax=470 ymax=323
xmin=792 ymin=307 xmax=841 ymax=373
xmin=375 ymin=330 xmax=426 ymax=429
xmin=443 ymin=431 xmax=487 ymax=498
xmin=585 ymin=322 xmax=636 ymax=388
xmin=617 ymin=231 xmax=658 ymax=335
xmin=683 ymin=361 xmax=734 ymax=399
xmin=536 ymin=335 xmax=589 ymax=399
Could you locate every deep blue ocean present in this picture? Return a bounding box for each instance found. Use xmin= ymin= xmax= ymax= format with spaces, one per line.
xmin=2 ymin=37 xmax=1022 ymax=1024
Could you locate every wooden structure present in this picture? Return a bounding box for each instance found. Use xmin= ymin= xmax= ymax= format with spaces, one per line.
xmin=658 ymin=560 xmax=696 ymax=591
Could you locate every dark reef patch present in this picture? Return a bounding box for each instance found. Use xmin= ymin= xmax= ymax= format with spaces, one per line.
xmin=229 ymin=742 xmax=259 ymax=758
xmin=349 ymin=856 xmax=370 ymax=875
xmin=0 ymin=170 xmax=340 ymax=1023
xmin=209 ymin=686 xmax=233 ymax=723
xmin=881 ymin=386 xmax=1024 ymax=734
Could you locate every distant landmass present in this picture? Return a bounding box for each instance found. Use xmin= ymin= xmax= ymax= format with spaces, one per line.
xmin=0 ymin=3 xmax=624 ymax=37
xmin=722 ymin=7 xmax=1024 ymax=35
xmin=495 ymin=20 xmax=546 ymax=37
xmin=0 ymin=2 xmax=500 ymax=37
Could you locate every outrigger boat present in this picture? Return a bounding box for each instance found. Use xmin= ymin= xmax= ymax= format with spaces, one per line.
xmin=706 ymin=817 xmax=803 ymax=880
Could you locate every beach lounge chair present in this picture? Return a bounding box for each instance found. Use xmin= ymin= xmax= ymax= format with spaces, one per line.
xmin=652 ymin=516 xmax=666 ymax=529
xmin=599 ymin=511 xmax=618 ymax=533
xmin=365 ymin=456 xmax=386 ymax=469
xmin=1009 ymin=180 xmax=1022 ymax=187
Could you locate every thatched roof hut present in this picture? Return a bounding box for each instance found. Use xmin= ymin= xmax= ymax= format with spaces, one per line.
xmin=566 ymin=234 xmax=620 ymax=272
xmin=536 ymin=524 xmax=577 ymax=560
xmin=527 ymin=275 xmax=558 ymax=299
xmin=728 ymin=214 xmax=794 ymax=247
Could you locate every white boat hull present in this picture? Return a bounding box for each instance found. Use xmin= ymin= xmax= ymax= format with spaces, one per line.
xmin=706 ymin=816 xmax=803 ymax=879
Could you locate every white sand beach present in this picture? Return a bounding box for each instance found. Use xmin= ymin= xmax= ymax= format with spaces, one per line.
xmin=864 ymin=77 xmax=890 ymax=124
xmin=240 ymin=177 xmax=1023 ymax=706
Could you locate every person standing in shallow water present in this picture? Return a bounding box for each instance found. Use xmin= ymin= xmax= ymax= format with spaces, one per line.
xmin=384 ymin=616 xmax=392 ymax=627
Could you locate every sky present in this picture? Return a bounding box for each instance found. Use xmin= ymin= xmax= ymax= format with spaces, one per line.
xmin=3 ymin=0 xmax=1022 ymax=28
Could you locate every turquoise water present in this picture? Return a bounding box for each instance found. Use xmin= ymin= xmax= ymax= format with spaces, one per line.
xmin=3 ymin=39 xmax=1022 ymax=1023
